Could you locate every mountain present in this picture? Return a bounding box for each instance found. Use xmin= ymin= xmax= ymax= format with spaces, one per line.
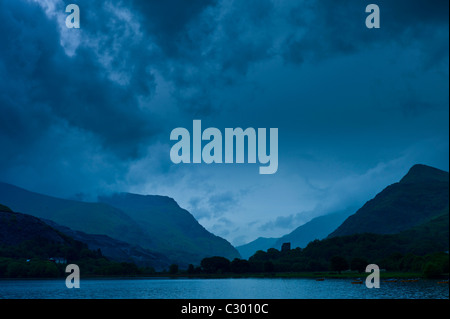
xmin=328 ymin=164 xmax=449 ymax=238
xmin=237 ymin=237 xmax=278 ymax=260
xmin=0 ymin=204 xmax=12 ymax=213
xmin=394 ymin=208 xmax=449 ymax=255
xmin=0 ymin=204 xmax=68 ymax=247
xmin=273 ymin=209 xmax=353 ymax=249
xmin=43 ymin=219 xmax=170 ymax=270
xmin=0 ymin=204 xmax=160 ymax=277
xmin=237 ymin=210 xmax=353 ymax=259
xmin=249 ymin=208 xmax=449 ymax=273
xmin=0 ymin=182 xmax=240 ymax=266
xmin=98 ymin=193 xmax=240 ymax=266
xmin=300 ymin=207 xmax=449 ymax=266
xmin=0 ymin=182 xmax=150 ymax=249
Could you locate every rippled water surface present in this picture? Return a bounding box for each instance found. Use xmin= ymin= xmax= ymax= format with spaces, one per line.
xmin=0 ymin=277 xmax=448 ymax=299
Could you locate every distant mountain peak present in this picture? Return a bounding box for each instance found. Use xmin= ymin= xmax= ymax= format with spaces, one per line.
xmin=400 ymin=164 xmax=449 ymax=184
xmin=328 ymin=164 xmax=449 ymax=238
xmin=98 ymin=192 xmax=179 ymax=210
xmin=0 ymin=182 xmax=240 ymax=266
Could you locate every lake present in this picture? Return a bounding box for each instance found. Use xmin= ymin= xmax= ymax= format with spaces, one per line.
xmin=0 ymin=277 xmax=448 ymax=299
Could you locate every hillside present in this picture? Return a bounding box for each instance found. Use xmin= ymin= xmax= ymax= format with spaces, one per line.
xmin=0 ymin=182 xmax=150 ymax=249
xmin=237 ymin=210 xmax=353 ymax=259
xmin=0 ymin=204 xmax=154 ymax=277
xmin=274 ymin=210 xmax=353 ymax=250
xmin=328 ymin=164 xmax=449 ymax=238
xmin=244 ymin=164 xmax=449 ymax=274
xmin=98 ymin=193 xmax=241 ymax=266
xmin=43 ymin=219 xmax=171 ymax=270
xmin=0 ymin=182 xmax=240 ymax=267
xmin=237 ymin=237 xmax=278 ymax=260
xmin=247 ymin=207 xmax=449 ymax=273
xmin=298 ymin=207 xmax=449 ymax=269
xmin=0 ymin=205 xmax=67 ymax=247
xmin=0 ymin=204 xmax=12 ymax=212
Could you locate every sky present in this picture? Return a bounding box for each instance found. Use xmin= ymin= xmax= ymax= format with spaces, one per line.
xmin=0 ymin=0 xmax=448 ymax=246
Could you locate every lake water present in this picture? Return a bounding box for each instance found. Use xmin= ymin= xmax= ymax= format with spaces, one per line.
xmin=0 ymin=277 xmax=448 ymax=299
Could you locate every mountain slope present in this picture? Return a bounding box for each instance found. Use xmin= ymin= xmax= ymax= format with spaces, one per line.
xmin=0 ymin=182 xmax=150 ymax=250
xmin=395 ymin=207 xmax=449 ymax=255
xmin=249 ymin=207 xmax=449 ymax=272
xmin=0 ymin=182 xmax=240 ymax=266
xmin=43 ymin=219 xmax=170 ymax=270
xmin=328 ymin=164 xmax=449 ymax=238
xmin=274 ymin=209 xmax=354 ymax=250
xmin=237 ymin=210 xmax=353 ymax=259
xmin=0 ymin=205 xmax=67 ymax=247
xmin=0 ymin=204 xmax=162 ymax=277
xmin=98 ymin=193 xmax=241 ymax=266
xmin=301 ymin=207 xmax=449 ymax=265
xmin=237 ymin=237 xmax=278 ymax=260
xmin=0 ymin=204 xmax=12 ymax=212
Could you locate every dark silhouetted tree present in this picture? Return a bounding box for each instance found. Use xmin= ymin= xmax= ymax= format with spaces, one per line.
xmin=169 ymin=264 xmax=179 ymax=274
xmin=187 ymin=264 xmax=195 ymax=274
xmin=350 ymin=257 xmax=368 ymax=273
xmin=264 ymin=261 xmax=275 ymax=273
xmin=201 ymin=256 xmax=230 ymax=273
xmin=330 ymin=256 xmax=348 ymax=274
xmin=231 ymin=258 xmax=250 ymax=273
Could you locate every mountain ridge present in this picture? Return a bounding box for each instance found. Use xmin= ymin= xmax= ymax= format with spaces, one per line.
xmin=328 ymin=164 xmax=449 ymax=238
xmin=0 ymin=182 xmax=240 ymax=267
xmin=236 ymin=237 xmax=279 ymax=260
xmin=237 ymin=209 xmax=354 ymax=259
xmin=42 ymin=218 xmax=171 ymax=270
xmin=98 ymin=192 xmax=241 ymax=265
xmin=0 ymin=207 xmax=67 ymax=247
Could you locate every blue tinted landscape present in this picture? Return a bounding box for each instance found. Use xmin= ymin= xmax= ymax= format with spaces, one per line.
xmin=0 ymin=0 xmax=448 ymax=300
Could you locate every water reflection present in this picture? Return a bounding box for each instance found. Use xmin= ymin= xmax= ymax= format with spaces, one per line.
xmin=0 ymin=278 xmax=448 ymax=299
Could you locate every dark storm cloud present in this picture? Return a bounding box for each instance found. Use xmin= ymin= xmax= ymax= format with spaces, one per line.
xmin=130 ymin=0 xmax=273 ymax=72
xmin=0 ymin=0 xmax=158 ymax=161
xmin=130 ymin=0 xmax=275 ymax=116
xmin=0 ymin=0 xmax=448 ymax=242
xmin=2 ymin=0 xmax=446 ymax=164
xmin=282 ymin=0 xmax=449 ymax=65
xmin=0 ymin=0 xmax=58 ymax=165
xmin=130 ymin=0 xmax=217 ymax=58
xmin=33 ymin=45 xmax=157 ymax=158
xmin=378 ymin=0 xmax=448 ymax=25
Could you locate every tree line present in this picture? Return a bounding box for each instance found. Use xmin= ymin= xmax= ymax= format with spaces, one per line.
xmin=172 ymin=230 xmax=449 ymax=278
xmin=0 ymin=237 xmax=156 ymax=278
xmin=173 ymin=250 xmax=447 ymax=278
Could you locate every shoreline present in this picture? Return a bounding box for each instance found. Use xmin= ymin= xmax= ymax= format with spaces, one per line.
xmin=2 ymin=271 xmax=446 ymax=281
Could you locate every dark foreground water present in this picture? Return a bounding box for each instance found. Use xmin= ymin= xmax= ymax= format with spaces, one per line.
xmin=0 ymin=277 xmax=448 ymax=299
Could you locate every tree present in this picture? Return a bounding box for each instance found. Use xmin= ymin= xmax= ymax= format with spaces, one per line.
xmin=264 ymin=261 xmax=275 ymax=273
xmin=169 ymin=264 xmax=179 ymax=275
xmin=330 ymin=256 xmax=348 ymax=274
xmin=187 ymin=264 xmax=195 ymax=274
xmin=28 ymin=260 xmax=59 ymax=278
xmin=266 ymin=248 xmax=280 ymax=259
xmin=230 ymin=258 xmax=250 ymax=274
xmin=350 ymin=257 xmax=368 ymax=273
xmin=6 ymin=261 xmax=27 ymax=278
xmin=423 ymin=262 xmax=441 ymax=278
xmin=201 ymin=256 xmax=230 ymax=273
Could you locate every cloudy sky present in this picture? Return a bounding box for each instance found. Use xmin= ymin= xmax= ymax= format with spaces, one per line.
xmin=0 ymin=0 xmax=448 ymax=246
